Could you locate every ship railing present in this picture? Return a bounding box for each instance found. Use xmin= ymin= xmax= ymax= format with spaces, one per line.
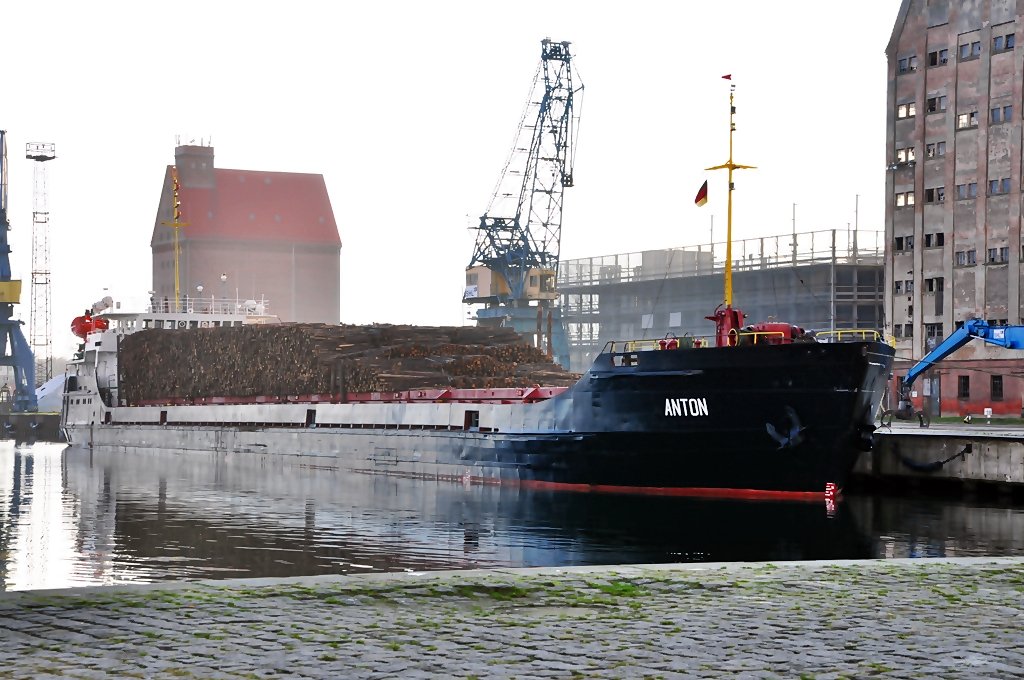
xmin=731 ymin=330 xmax=787 ymax=345
xmin=602 ymin=336 xmax=713 ymax=353
xmin=146 ymin=296 xmax=270 ymax=316
xmin=603 ymin=328 xmax=888 ymax=354
xmin=814 ymin=329 xmax=886 ymax=344
xmin=603 ymin=330 xmax=817 ymax=354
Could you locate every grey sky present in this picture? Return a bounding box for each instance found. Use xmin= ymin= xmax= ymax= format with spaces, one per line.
xmin=3 ymin=1 xmax=900 ymax=356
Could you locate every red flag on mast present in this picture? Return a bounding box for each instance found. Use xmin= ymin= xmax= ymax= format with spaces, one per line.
xmin=722 ymin=74 xmax=732 ymax=80
xmin=695 ymin=180 xmax=708 ymax=207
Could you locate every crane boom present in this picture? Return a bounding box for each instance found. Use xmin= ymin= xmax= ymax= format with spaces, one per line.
xmin=902 ymin=318 xmax=1024 ymax=390
xmin=891 ymin=318 xmax=1024 ymax=423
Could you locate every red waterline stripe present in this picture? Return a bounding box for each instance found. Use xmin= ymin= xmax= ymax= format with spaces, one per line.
xmin=518 ymin=479 xmax=836 ymax=502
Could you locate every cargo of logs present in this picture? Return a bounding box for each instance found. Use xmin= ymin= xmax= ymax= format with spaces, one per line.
xmin=118 ymin=323 xmax=581 ymax=404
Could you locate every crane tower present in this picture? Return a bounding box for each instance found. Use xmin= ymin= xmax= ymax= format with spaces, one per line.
xmin=0 ymin=130 xmax=37 ymax=411
xmin=27 ymin=142 xmax=55 ymax=386
xmin=464 ymin=38 xmax=583 ymax=368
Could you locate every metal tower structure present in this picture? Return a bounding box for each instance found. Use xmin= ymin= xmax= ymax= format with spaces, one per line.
xmin=0 ymin=130 xmax=38 ymax=411
xmin=464 ymin=38 xmax=583 ymax=368
xmin=27 ymin=142 xmax=55 ymax=386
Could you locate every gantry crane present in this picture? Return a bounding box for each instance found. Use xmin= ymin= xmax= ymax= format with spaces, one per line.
xmin=0 ymin=130 xmax=38 ymax=412
xmin=464 ymin=38 xmax=583 ymax=368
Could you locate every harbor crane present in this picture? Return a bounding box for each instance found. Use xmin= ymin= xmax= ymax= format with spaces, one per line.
xmin=0 ymin=130 xmax=38 ymax=412
xmin=881 ymin=318 xmax=1024 ymax=427
xmin=464 ymin=38 xmax=583 ymax=368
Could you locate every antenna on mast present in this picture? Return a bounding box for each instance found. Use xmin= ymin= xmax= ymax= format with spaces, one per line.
xmin=161 ymin=166 xmax=189 ymax=310
xmin=704 ymin=76 xmax=756 ymax=347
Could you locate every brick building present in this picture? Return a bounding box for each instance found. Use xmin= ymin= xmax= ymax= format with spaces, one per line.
xmin=151 ymin=144 xmax=341 ymax=323
xmin=887 ymin=0 xmax=1024 ymax=416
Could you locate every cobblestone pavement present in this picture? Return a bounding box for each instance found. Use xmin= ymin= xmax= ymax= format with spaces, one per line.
xmin=1 ymin=558 xmax=1022 ymax=679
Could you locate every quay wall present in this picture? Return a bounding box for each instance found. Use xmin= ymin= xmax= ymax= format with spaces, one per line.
xmin=863 ymin=424 xmax=1024 ymax=489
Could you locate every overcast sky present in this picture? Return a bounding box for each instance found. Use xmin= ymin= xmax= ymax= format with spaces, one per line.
xmin=4 ymin=1 xmax=901 ymax=356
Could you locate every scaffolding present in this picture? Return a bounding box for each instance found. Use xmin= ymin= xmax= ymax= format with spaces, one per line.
xmin=558 ymin=228 xmax=886 ymax=371
xmin=27 ymin=142 xmax=55 ymax=387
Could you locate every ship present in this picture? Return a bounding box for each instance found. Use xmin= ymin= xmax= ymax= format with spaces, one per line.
xmin=60 ymin=301 xmax=894 ymax=500
xmin=60 ymin=82 xmax=894 ymax=500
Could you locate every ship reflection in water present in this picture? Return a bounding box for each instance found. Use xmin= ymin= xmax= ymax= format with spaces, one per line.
xmin=2 ymin=442 xmax=1024 ymax=591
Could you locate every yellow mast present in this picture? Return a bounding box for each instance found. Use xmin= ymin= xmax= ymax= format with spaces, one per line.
xmin=162 ymin=167 xmax=189 ymax=311
xmin=705 ymin=80 xmax=755 ymax=308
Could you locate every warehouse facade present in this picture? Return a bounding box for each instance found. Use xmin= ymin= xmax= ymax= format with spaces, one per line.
xmin=150 ymin=144 xmax=341 ymax=323
xmin=887 ymin=0 xmax=1024 ymax=416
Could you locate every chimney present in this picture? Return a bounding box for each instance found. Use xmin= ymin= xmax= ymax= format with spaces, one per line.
xmin=174 ymin=143 xmax=216 ymax=189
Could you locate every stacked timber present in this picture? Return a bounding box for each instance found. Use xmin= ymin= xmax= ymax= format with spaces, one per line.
xmin=118 ymin=323 xmax=580 ymax=403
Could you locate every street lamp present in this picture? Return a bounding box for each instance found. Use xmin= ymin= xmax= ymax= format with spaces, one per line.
xmin=220 ymin=273 xmax=228 ymax=312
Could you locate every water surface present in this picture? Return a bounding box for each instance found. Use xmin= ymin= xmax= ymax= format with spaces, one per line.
xmin=2 ymin=443 xmax=1022 ymax=590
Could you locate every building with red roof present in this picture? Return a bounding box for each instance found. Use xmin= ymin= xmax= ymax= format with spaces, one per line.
xmin=150 ymin=144 xmax=341 ymax=322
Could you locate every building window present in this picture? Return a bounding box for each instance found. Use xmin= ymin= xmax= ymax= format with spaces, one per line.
xmin=895 ymin=191 xmax=915 ymax=207
xmin=898 ymin=56 xmax=919 ymax=73
xmin=925 ymin=277 xmax=944 ymax=292
xmin=991 ymin=105 xmax=1013 ymax=123
xmin=994 ymin=34 xmax=1016 ymax=52
xmin=992 ymin=375 xmax=1004 ymax=401
xmin=988 ymin=247 xmax=1009 ymax=264
xmin=894 ymin=280 xmax=903 ymax=294
xmin=897 ymin=102 xmax=917 ymax=119
xmin=956 ymin=182 xmax=978 ymax=200
xmin=904 ymin=279 xmax=914 ymax=293
xmin=924 ymin=233 xmax=945 ymax=247
xmin=893 ymin=324 xmax=903 ymax=338
xmin=926 ymin=95 xmax=948 ymax=113
xmin=926 ymin=141 xmax=946 ymax=158
xmin=960 ymin=41 xmax=982 ymax=60
xmin=955 ymin=249 xmax=977 ymax=266
xmin=905 ymin=235 xmax=915 ymax=249
xmin=925 ymin=187 xmax=945 ymax=203
xmin=928 ymin=48 xmax=949 ymax=66
xmin=925 ymin=323 xmax=944 ymax=341
xmin=895 ymin=236 xmax=904 ymax=251
xmin=896 ymin=146 xmax=916 ymax=163
xmin=904 ymin=323 xmax=914 ymax=337
xmin=989 ymin=177 xmax=1012 ymax=195
xmin=957 ymin=375 xmax=970 ymax=399
xmin=957 ymin=111 xmax=979 ymax=129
